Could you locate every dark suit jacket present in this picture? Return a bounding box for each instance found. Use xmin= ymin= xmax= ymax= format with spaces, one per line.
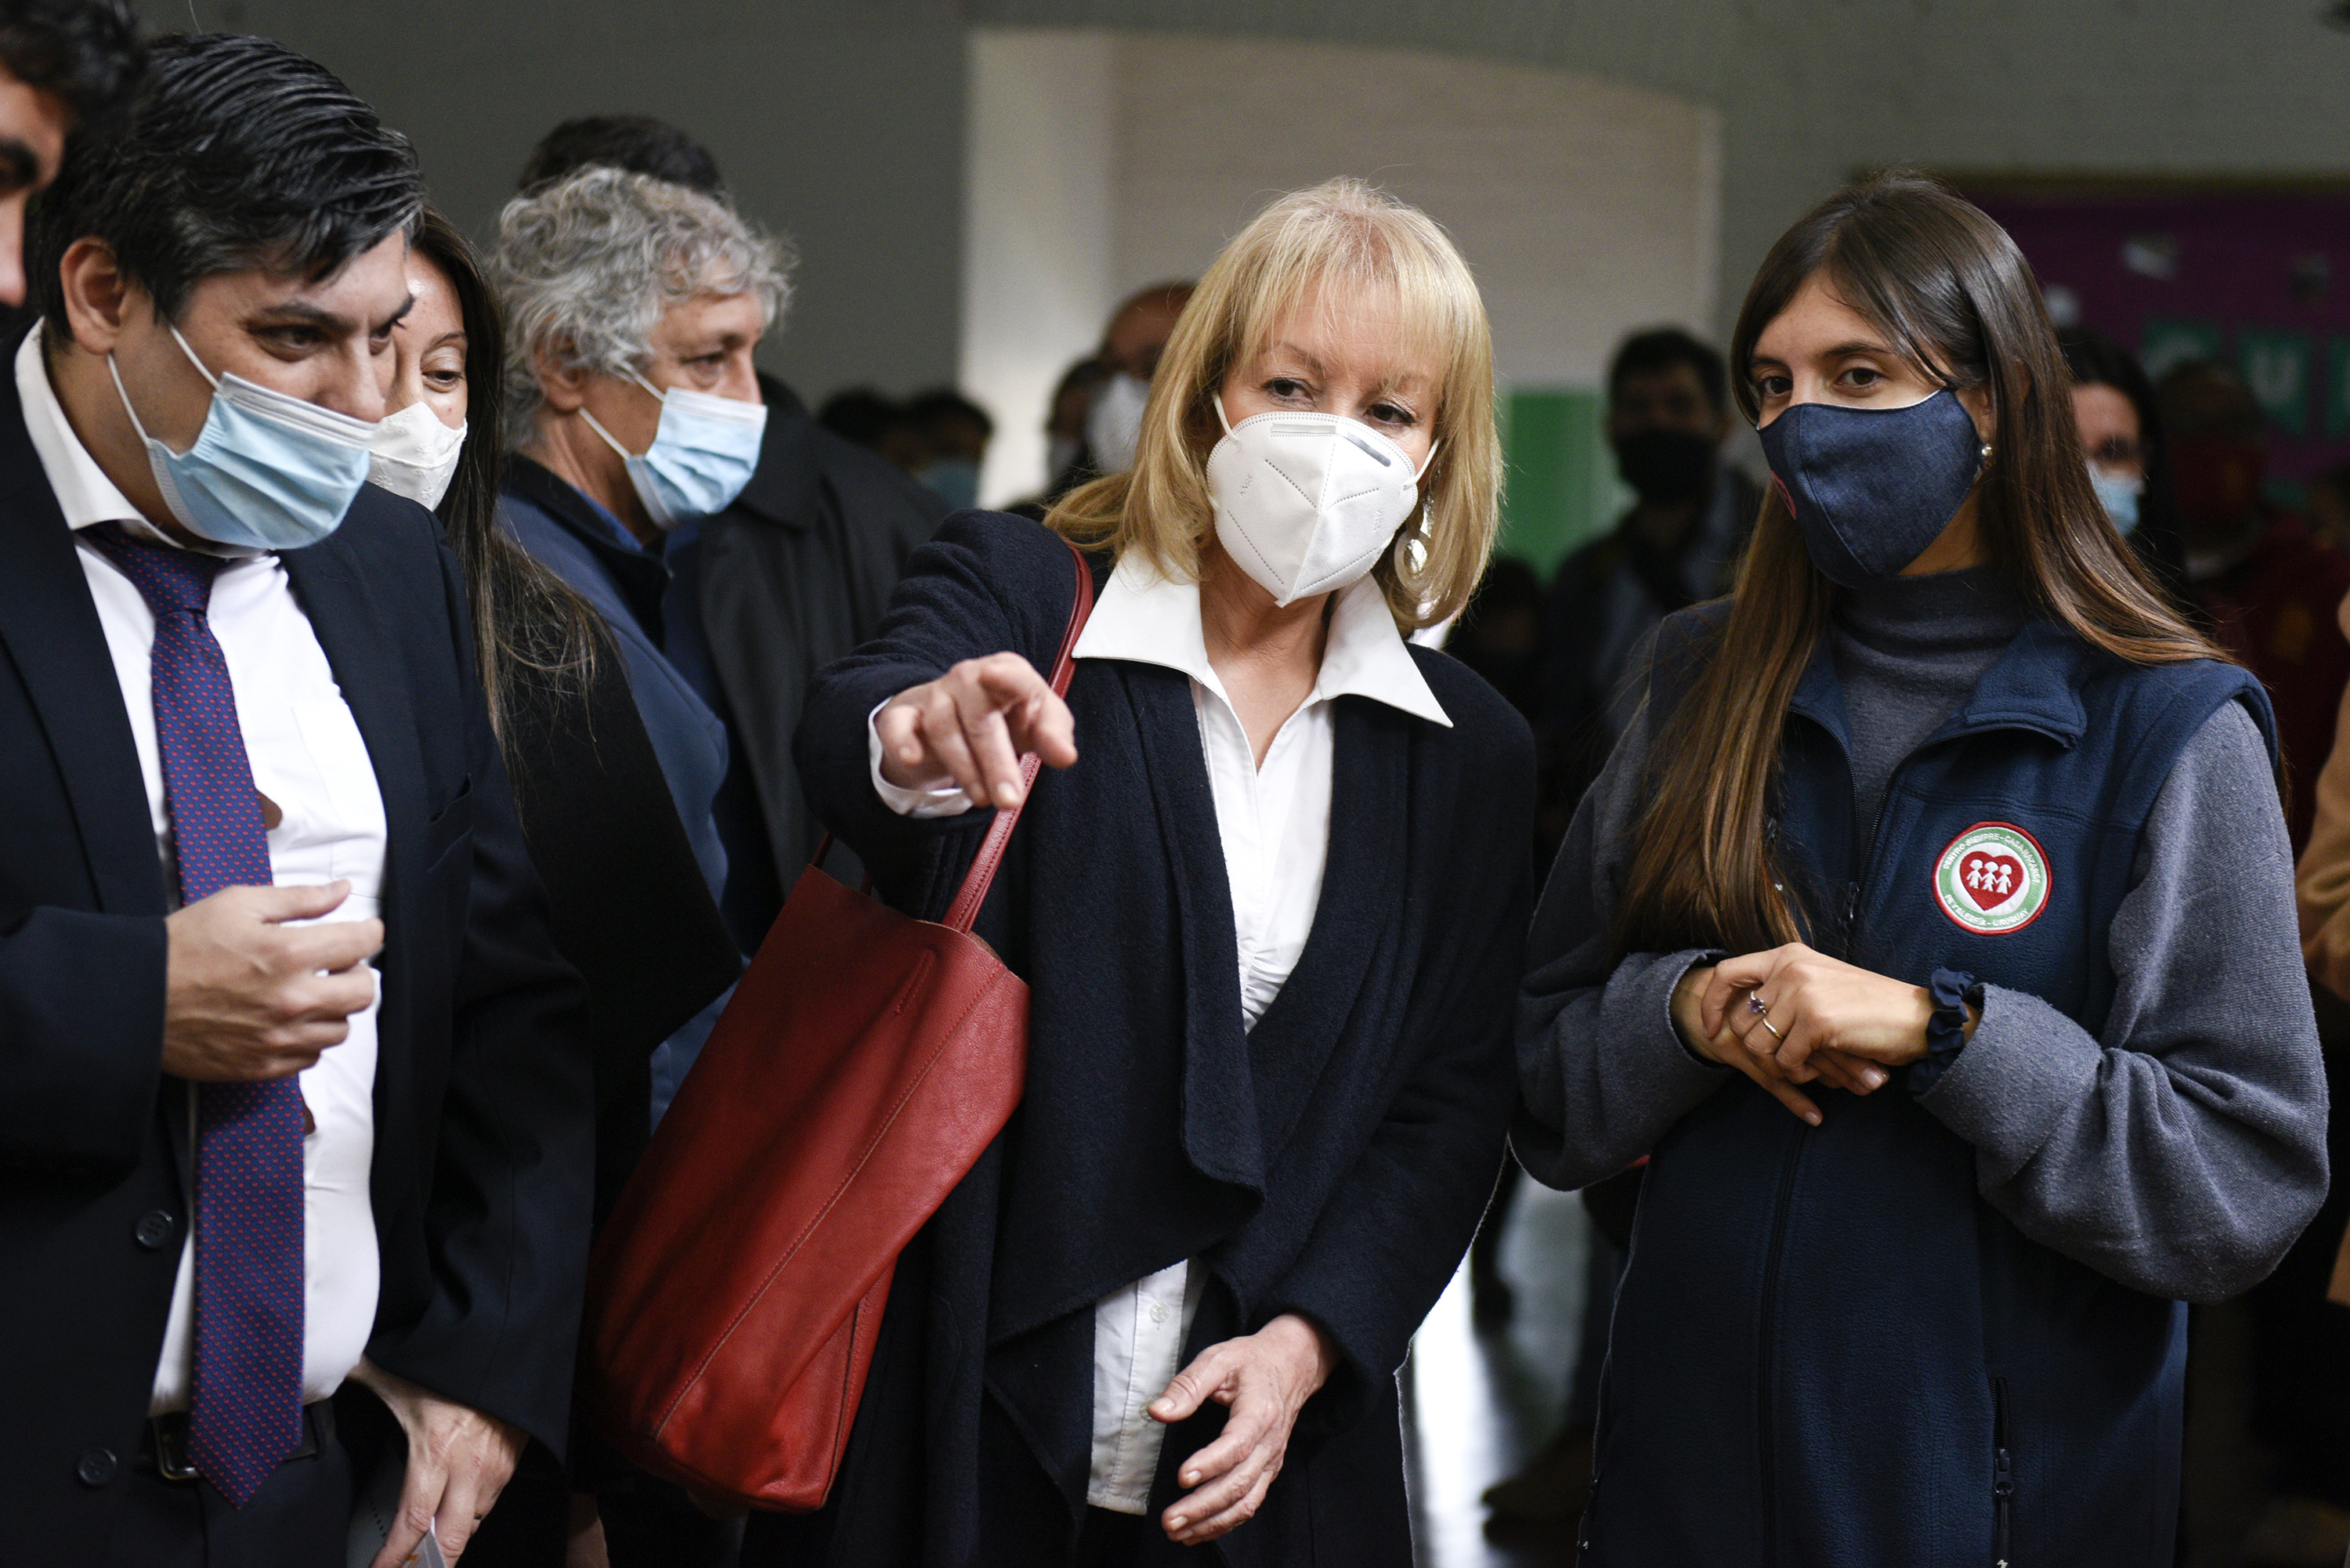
xmin=697 ymin=375 xmax=942 ymax=913
xmin=0 ymin=370 xmax=591 ymax=1560
xmin=782 ymin=514 xmax=1532 ymax=1567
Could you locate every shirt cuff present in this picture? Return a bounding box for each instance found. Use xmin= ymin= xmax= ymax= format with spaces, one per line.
xmin=867 ymin=699 xmax=976 ymax=818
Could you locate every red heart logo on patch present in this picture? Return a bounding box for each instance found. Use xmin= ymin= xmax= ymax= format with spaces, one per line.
xmin=1959 ymin=851 xmax=2025 ymax=911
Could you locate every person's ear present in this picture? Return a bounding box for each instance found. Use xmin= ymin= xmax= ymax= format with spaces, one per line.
xmin=534 ymin=338 xmax=591 ymax=414
xmin=57 ymin=237 xmax=136 ymax=357
xmin=1958 ymin=383 xmax=1998 ymax=446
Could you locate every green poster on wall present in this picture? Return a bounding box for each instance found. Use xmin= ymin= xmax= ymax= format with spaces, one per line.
xmin=2138 ymin=318 xmax=2222 ymax=384
xmin=1500 ymin=388 xmax=1626 ymax=578
xmin=2238 ymin=329 xmax=2315 ymax=437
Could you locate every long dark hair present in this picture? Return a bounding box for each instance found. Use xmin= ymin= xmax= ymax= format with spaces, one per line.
xmin=1615 ymin=172 xmax=2221 ymax=957
xmin=412 ymin=208 xmax=606 ymax=748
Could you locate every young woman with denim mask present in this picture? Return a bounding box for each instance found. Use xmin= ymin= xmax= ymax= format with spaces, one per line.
xmin=1516 ymin=172 xmax=2328 ymax=1567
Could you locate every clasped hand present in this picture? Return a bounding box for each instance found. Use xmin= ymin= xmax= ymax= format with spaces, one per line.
xmin=1672 ymin=943 xmax=1939 ymax=1125
xmin=877 ymin=652 xmax=1078 ymax=809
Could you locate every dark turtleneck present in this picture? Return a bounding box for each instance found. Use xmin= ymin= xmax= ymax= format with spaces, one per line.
xmin=1831 ymin=565 xmax=2026 ymax=860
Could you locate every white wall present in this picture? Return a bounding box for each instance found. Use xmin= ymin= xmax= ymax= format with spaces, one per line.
xmin=961 ymin=31 xmax=1119 ymax=509
xmin=963 ymin=26 xmax=1723 ymax=504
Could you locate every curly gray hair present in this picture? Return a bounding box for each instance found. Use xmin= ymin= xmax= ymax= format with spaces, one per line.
xmin=490 ymin=165 xmax=794 ymax=448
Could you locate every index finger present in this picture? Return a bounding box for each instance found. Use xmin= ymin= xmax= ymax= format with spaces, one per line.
xmin=369 ymin=1459 xmax=445 ymax=1568
xmin=968 ymin=652 xmax=1053 ymax=710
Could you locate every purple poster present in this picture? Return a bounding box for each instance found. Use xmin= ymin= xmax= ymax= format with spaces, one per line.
xmin=1966 ymin=184 xmax=2350 ymax=500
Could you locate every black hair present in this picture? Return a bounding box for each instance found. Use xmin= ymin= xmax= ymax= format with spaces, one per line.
xmin=2059 ymin=326 xmax=2186 ymax=582
xmin=819 ymin=387 xmax=908 ymax=449
xmin=27 ymin=32 xmax=421 ymax=337
xmin=0 ymin=0 xmax=141 ymax=125
xmin=905 ymin=386 xmax=993 ymax=440
xmin=1608 ymin=327 xmax=1729 ymax=414
xmin=410 ymin=208 xmax=609 ymax=758
xmin=519 ymin=113 xmax=724 ymax=198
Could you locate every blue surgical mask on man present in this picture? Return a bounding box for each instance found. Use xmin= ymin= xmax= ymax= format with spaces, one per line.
xmin=579 ymin=367 xmax=767 ymax=531
xmin=2088 ymin=464 xmax=2143 ymax=537
xmin=108 ymin=323 xmax=378 ymax=551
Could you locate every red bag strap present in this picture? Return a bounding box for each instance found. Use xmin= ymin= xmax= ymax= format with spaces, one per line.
xmin=941 ymin=540 xmax=1095 ymax=934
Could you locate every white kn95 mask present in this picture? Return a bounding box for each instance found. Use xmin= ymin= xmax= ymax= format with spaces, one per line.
xmin=1205 ymin=395 xmax=1436 ymax=606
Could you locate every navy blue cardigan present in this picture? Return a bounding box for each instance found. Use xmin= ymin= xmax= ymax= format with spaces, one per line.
xmin=779 ymin=513 xmax=1533 ymax=1566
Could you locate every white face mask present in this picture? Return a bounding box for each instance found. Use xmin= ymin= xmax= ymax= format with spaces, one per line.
xmin=368 ymin=399 xmax=468 ymax=511
xmin=1086 ymin=370 xmax=1150 ymax=474
xmin=1205 ymin=395 xmax=1436 ymax=606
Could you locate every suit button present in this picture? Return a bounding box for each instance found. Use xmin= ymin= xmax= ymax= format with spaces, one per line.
xmin=77 ymin=1447 xmax=118 ymax=1487
xmin=134 ymin=1211 xmax=175 ymax=1250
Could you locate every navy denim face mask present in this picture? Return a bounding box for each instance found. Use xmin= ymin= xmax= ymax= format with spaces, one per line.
xmin=1756 ymin=389 xmax=1987 ymax=587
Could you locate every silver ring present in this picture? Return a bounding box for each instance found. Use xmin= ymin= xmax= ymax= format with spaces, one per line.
xmin=1746 ymin=993 xmax=1770 ymax=1017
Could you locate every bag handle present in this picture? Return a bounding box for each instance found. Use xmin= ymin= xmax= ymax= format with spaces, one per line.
xmin=940 ymin=540 xmax=1095 ymax=933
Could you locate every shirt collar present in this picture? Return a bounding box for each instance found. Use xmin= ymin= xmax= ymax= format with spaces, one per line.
xmin=15 ymin=320 xmax=251 ymax=556
xmin=1072 ymin=550 xmax=1452 ymax=727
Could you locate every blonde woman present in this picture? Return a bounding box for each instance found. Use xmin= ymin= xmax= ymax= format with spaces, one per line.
xmin=762 ymin=179 xmax=1531 ymax=1566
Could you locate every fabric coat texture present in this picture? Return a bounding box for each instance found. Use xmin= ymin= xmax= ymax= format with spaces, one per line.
xmin=763 ymin=511 xmax=1531 ymax=1567
xmin=1517 ymin=601 xmax=2326 ymax=1568
xmin=697 ymin=375 xmax=944 ymax=907
xmin=0 ymin=367 xmax=592 ymax=1563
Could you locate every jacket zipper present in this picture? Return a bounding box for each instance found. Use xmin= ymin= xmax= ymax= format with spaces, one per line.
xmin=1993 ymin=1375 xmax=2014 ymax=1567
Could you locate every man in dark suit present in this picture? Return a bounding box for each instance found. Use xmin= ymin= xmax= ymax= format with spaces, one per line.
xmin=0 ymin=34 xmax=590 ymax=1568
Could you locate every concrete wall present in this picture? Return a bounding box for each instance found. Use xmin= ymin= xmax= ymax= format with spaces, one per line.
xmin=139 ymin=0 xmax=968 ymax=403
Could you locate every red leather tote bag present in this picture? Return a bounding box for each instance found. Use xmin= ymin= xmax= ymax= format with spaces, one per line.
xmin=579 ymin=540 xmax=1095 ymax=1511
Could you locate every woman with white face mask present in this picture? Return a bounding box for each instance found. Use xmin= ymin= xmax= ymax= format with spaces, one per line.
xmin=374 ymin=211 xmax=744 ymax=1568
xmin=765 ymin=179 xmax=1526 ymax=1568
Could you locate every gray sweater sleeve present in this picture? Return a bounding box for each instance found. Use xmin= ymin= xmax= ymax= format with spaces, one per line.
xmin=1920 ymin=701 xmax=2330 ymax=1302
xmin=1513 ymin=692 xmax=1728 ymax=1190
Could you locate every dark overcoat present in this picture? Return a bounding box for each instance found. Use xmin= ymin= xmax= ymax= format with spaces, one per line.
xmin=770 ymin=511 xmax=1532 ymax=1566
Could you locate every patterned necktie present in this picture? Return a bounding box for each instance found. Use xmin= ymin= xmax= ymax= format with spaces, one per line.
xmin=83 ymin=522 xmax=304 ymax=1507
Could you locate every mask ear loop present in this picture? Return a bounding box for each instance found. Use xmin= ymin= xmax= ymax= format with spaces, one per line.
xmin=109 ymin=323 xmax=220 ymax=455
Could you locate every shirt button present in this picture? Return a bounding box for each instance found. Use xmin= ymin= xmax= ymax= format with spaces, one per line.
xmin=134 ymin=1211 xmax=175 ymax=1250
xmin=1150 ymin=1302 xmax=1170 ymax=1324
xmin=77 ymin=1447 xmax=118 ymax=1487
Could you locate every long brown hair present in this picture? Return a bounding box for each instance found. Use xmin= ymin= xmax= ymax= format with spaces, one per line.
xmin=412 ymin=208 xmax=607 ymax=752
xmin=1615 ymin=172 xmax=2222 ymax=956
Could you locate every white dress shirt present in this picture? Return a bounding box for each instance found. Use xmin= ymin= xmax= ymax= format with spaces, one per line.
xmin=870 ymin=548 xmax=1448 ymax=1512
xmin=14 ymin=326 xmax=388 ymax=1415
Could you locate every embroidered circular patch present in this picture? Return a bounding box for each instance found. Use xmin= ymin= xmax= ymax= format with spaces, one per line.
xmin=1932 ymin=822 xmax=2052 ymax=935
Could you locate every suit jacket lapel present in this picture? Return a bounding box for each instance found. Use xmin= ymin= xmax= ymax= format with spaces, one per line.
xmin=0 ymin=379 xmax=168 ymax=918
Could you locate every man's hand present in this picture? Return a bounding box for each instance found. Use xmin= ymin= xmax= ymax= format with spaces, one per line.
xmin=351 ymin=1359 xmax=524 ymax=1567
xmin=875 ymin=652 xmax=1078 ymax=807
xmin=162 ymin=881 xmax=381 ymax=1082
xmin=1149 ymin=1313 xmax=1334 ymax=1546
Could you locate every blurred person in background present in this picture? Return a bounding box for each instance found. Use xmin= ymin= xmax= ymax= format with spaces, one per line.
xmin=2059 ymin=327 xmax=2186 ymax=594
xmin=0 ymin=0 xmax=142 ymax=331
xmin=769 ymin=177 xmax=1528 ymax=1568
xmin=2307 ymin=460 xmax=2350 ymax=557
xmin=519 ymin=117 xmax=945 ymax=932
xmin=1007 ymin=355 xmax=1113 ymax=520
xmin=817 ymin=385 xmax=926 ymax=471
xmin=2160 ymin=359 xmax=2350 ymax=854
xmin=903 ymin=385 xmax=992 ymax=511
xmin=1076 ymin=280 xmax=1195 ymax=479
xmin=373 ymin=208 xmax=740 ymax=1568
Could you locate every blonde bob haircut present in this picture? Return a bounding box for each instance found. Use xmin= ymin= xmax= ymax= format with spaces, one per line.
xmin=1047 ymin=177 xmax=1500 ymax=630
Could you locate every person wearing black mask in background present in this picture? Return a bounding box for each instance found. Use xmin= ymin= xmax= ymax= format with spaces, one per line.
xmin=1538 ymin=328 xmax=1757 ymax=857
xmin=517 ymin=116 xmax=945 ymax=942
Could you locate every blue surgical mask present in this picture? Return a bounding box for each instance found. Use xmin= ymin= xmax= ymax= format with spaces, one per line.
xmin=110 ymin=324 xmax=378 ymax=551
xmin=2088 ymin=464 xmax=2142 ymax=537
xmin=918 ymin=457 xmax=981 ymax=511
xmin=1757 ymin=389 xmax=1988 ymax=588
xmin=580 ymin=367 xmax=767 ymax=531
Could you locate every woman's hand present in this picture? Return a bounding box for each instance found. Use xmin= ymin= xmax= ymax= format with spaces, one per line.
xmin=1673 ymin=964 xmax=1891 ymax=1125
xmin=874 ymin=652 xmax=1078 ymax=808
xmin=1148 ymin=1313 xmax=1334 ymax=1545
xmin=1700 ymin=944 xmax=1966 ymax=1083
